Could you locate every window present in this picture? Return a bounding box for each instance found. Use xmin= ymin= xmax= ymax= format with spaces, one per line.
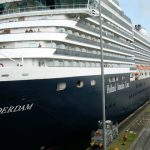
xmin=109 ymin=77 xmax=113 ymax=82
xmin=82 ymin=48 xmax=86 ymax=53
xmin=76 ymin=81 xmax=84 ymax=88
xmin=64 ymin=60 xmax=70 ymax=67
xmin=73 ymin=61 xmax=78 ymax=67
xmin=80 ymin=61 xmax=85 ymax=67
xmin=67 ymin=30 xmax=72 ymax=34
xmin=75 ymin=32 xmax=79 ymax=36
xmin=56 ymin=83 xmax=66 ymax=91
xmin=93 ymin=50 xmax=97 ymax=54
xmin=59 ymin=28 xmax=65 ymax=33
xmin=39 ymin=60 xmax=45 ymax=67
xmin=75 ymin=47 xmax=80 ymax=51
xmin=122 ymin=76 xmax=125 ymax=80
xmin=86 ymin=62 xmax=90 ymax=67
xmin=91 ymin=62 xmax=96 ymax=67
xmin=91 ymin=80 xmax=96 ymax=86
xmin=1 ymin=74 xmax=9 ymax=77
xmin=4 ymin=29 xmax=10 ymax=34
xmin=47 ymin=60 xmax=54 ymax=67
xmin=60 ymin=44 xmax=65 ymax=49
xmin=18 ymin=17 xmax=25 ymax=21
xmin=53 ymin=60 xmax=59 ymax=67
xmin=22 ymin=73 xmax=29 ymax=76
xmin=59 ymin=60 xmax=64 ymax=67
xmin=115 ymin=76 xmax=118 ymax=81
xmin=81 ymin=34 xmax=85 ymax=38
xmin=76 ymin=61 xmax=80 ymax=67
xmin=96 ymin=63 xmax=100 ymax=67
xmin=51 ymin=42 xmax=56 ymax=48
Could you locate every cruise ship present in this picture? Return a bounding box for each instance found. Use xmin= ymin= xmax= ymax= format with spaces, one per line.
xmin=0 ymin=0 xmax=150 ymax=149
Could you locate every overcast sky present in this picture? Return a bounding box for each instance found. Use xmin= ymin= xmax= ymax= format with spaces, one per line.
xmin=118 ymin=0 xmax=150 ymax=33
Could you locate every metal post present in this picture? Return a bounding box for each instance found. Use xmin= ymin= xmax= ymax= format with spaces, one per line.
xmin=98 ymin=0 xmax=106 ymax=150
xmin=21 ymin=56 xmax=24 ymax=66
xmin=87 ymin=0 xmax=90 ymax=8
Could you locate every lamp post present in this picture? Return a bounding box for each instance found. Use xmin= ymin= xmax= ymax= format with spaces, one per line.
xmin=98 ymin=0 xmax=106 ymax=150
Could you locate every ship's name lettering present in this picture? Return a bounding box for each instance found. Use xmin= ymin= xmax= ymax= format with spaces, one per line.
xmin=0 ymin=103 xmax=34 ymax=114
xmin=107 ymin=85 xmax=116 ymax=93
xmin=107 ymin=82 xmax=129 ymax=94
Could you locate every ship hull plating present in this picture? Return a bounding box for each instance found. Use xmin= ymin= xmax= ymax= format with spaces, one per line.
xmin=0 ymin=74 xmax=149 ymax=149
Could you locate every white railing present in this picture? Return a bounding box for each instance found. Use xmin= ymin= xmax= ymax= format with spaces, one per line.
xmin=0 ymin=52 xmax=24 ymax=67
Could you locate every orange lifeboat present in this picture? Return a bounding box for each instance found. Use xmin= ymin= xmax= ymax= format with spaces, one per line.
xmin=135 ymin=72 xmax=140 ymax=77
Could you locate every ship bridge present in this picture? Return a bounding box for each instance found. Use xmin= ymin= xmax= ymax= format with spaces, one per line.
xmin=0 ymin=0 xmax=90 ymax=5
xmin=0 ymin=0 xmax=92 ymax=10
xmin=0 ymin=0 xmax=96 ymax=15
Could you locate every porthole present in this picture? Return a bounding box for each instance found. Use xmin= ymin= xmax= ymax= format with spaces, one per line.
xmin=76 ymin=81 xmax=84 ymax=88
xmin=56 ymin=83 xmax=66 ymax=91
xmin=91 ymin=80 xmax=96 ymax=86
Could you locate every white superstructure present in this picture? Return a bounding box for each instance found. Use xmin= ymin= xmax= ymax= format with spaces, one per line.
xmin=0 ymin=0 xmax=149 ymax=82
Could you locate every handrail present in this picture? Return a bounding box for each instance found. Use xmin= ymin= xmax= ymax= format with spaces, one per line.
xmin=102 ymin=21 xmax=133 ymax=40
xmin=0 ymin=52 xmax=24 ymax=66
xmin=102 ymin=31 xmax=134 ymax=48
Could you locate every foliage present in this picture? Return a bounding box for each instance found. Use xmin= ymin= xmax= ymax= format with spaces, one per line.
xmin=108 ymin=132 xmax=138 ymax=150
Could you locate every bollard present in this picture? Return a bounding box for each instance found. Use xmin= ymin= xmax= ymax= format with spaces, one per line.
xmin=122 ymin=130 xmax=128 ymax=145
xmin=114 ymin=145 xmax=119 ymax=150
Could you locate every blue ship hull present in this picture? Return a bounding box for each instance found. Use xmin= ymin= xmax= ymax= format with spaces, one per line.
xmin=0 ymin=74 xmax=149 ymax=149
